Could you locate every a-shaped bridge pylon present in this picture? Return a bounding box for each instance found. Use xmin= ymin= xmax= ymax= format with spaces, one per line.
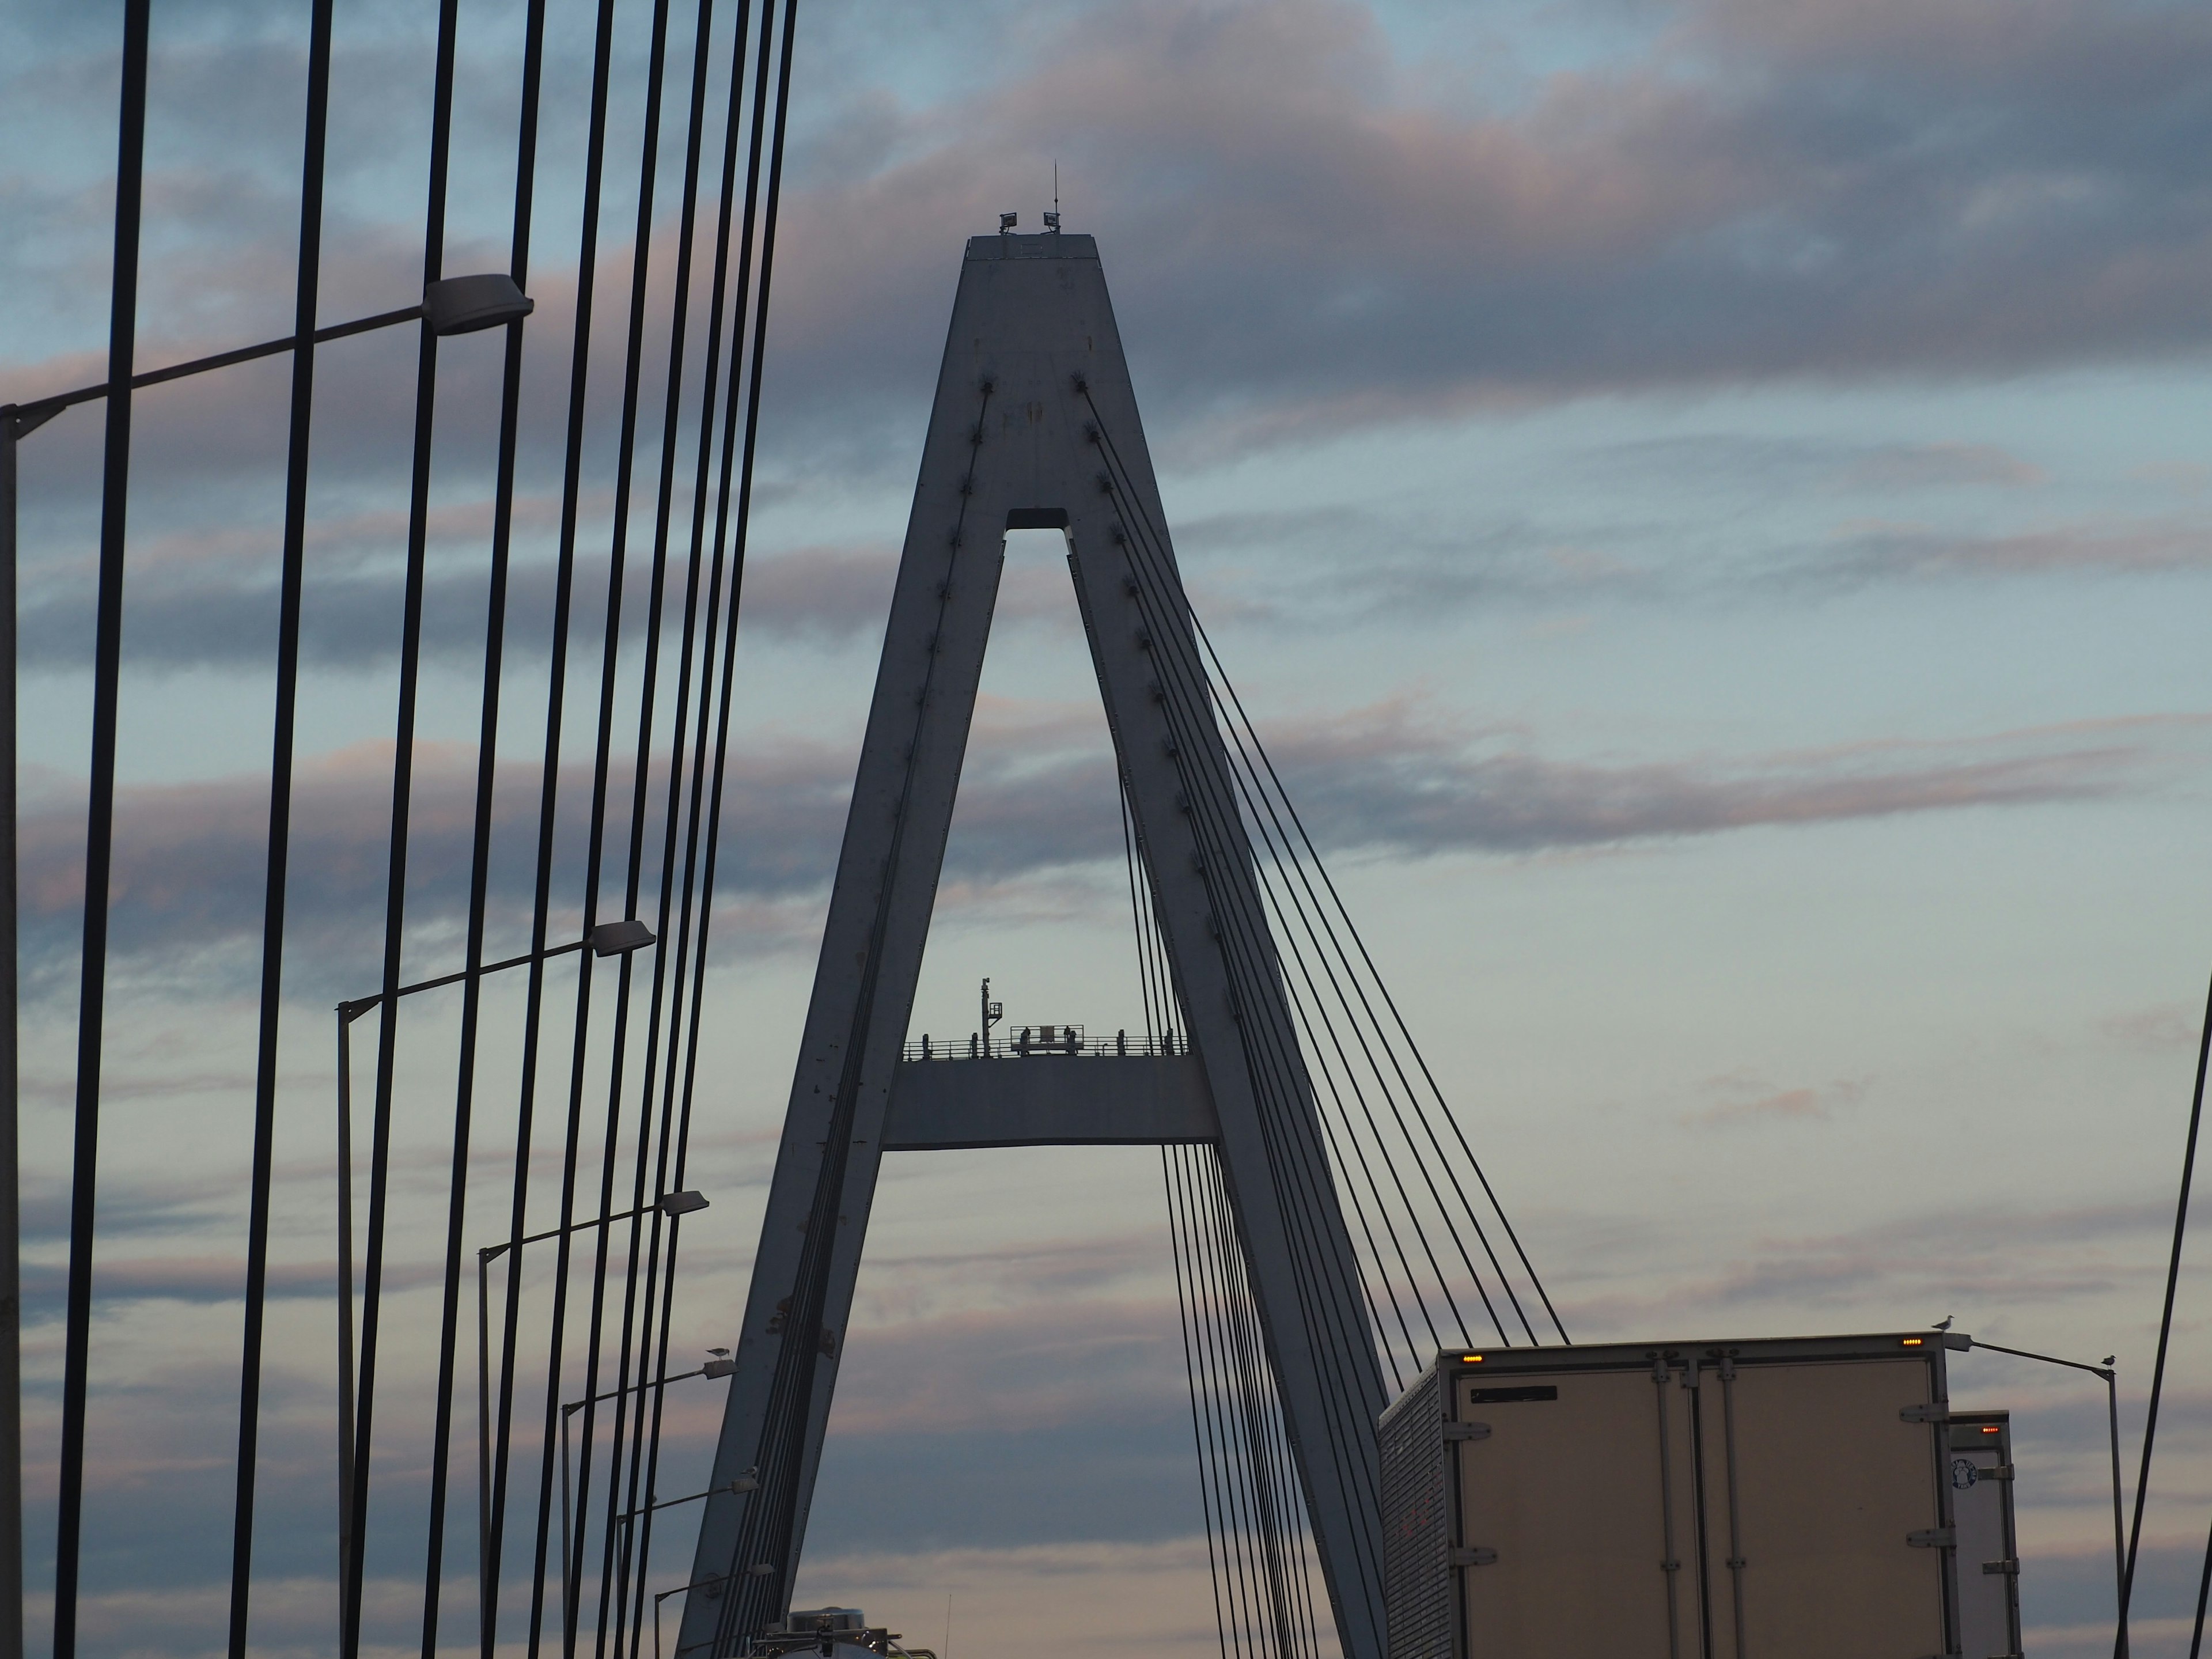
xmin=680 ymin=230 xmax=1388 ymax=1659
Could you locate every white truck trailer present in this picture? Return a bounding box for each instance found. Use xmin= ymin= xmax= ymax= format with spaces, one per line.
xmin=1379 ymin=1331 xmax=2009 ymax=1659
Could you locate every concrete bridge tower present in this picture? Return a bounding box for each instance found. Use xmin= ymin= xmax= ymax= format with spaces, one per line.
xmin=680 ymin=229 xmax=1387 ymax=1659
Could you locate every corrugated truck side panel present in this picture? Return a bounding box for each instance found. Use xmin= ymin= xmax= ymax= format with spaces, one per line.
xmin=1380 ymin=1365 xmax=1451 ymax=1659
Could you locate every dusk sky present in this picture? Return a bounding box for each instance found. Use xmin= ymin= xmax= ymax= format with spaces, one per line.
xmin=5 ymin=1 xmax=2212 ymax=1655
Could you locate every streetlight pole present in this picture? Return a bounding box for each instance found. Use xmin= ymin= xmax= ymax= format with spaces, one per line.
xmin=652 ymin=1575 xmax=732 ymax=1659
xmin=1965 ymin=1336 xmax=2125 ymax=1649
xmin=334 ymin=917 xmax=654 ymax=1629
xmin=0 ymin=400 xmax=47 ymax=1659
xmin=558 ymin=1353 xmax=734 ymax=1646
xmin=0 ymin=283 xmax=514 ymax=1659
xmin=475 ymin=1187 xmax=709 ymax=1652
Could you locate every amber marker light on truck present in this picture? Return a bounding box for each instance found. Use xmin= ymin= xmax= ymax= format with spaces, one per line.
xmin=1900 ymin=1337 xmax=1925 ymax=1346
xmin=1460 ymin=1355 xmax=1484 ymax=1364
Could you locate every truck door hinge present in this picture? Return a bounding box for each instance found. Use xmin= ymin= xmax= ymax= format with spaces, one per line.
xmin=1982 ymin=1558 xmax=2021 ymax=1576
xmin=1443 ymin=1422 xmax=1491 ymax=1442
xmin=1900 ymin=1404 xmax=1949 ymax=1423
xmin=1906 ymin=1528 xmax=1956 ymax=1549
xmin=1448 ymin=1547 xmax=1499 ymax=1569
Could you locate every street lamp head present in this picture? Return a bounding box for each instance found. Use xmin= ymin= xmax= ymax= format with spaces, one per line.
xmin=589 ymin=918 xmax=657 ymax=957
xmin=703 ymin=1355 xmax=736 ymax=1378
xmin=657 ymin=1189 xmax=710 ymax=1217
xmin=422 ymin=272 xmax=535 ymax=335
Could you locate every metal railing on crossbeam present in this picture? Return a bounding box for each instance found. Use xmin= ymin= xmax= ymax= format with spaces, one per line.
xmin=899 ymin=1026 xmax=1189 ymax=1062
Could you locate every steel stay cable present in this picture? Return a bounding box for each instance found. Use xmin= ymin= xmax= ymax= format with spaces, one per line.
xmin=654 ymin=3 xmax=801 ymax=1643
xmin=1221 ymin=1172 xmax=1332 ymax=1659
xmin=1136 ymin=722 xmax=1380 ymax=1571
xmin=589 ymin=4 xmax=729 ymax=1625
xmin=348 ymin=4 xmax=463 ymax=1651
xmin=1131 ymin=791 xmax=1181 ymax=1041
xmin=2118 ymin=965 xmax=2212 ymax=1659
xmin=527 ymin=0 xmax=686 ymax=1630
xmin=603 ymin=9 xmax=775 ymax=1649
xmin=1129 ymin=782 xmax=1162 ymax=1037
xmin=1119 ymin=781 xmax=1164 ymax=1042
xmin=1093 ymin=398 xmax=1555 ymax=1346
xmin=1192 ymin=1143 xmax=1294 ymax=1659
xmin=1196 ymin=1143 xmax=1311 ymax=1658
xmin=1093 ymin=410 xmax=1546 ymax=1365
xmin=1089 ymin=474 xmax=1389 ymax=1609
xmin=418 ymin=0 xmax=555 ymax=1647
xmin=1275 ymin=972 xmax=1431 ymax=1388
xmin=1162 ymin=1148 xmax=1237 ymax=1659
xmin=488 ymin=0 xmax=626 ymax=1637
xmin=643 ymin=8 xmax=808 ymax=1641
xmin=1214 ymin=1147 xmax=1331 ymax=1659
xmin=1237 ymin=799 xmax=1470 ymax=1358
xmin=229 ymin=1 xmax=335 ymax=1650
xmin=1184 ymin=1142 xmax=1283 ymax=1659
xmin=1208 ymin=695 xmax=1534 ymax=1346
xmin=1126 ymin=699 xmax=1385 ymax=1608
xmin=708 ymin=63 xmax=925 ymax=1638
xmin=1202 ymin=1161 xmax=1297 ymax=1659
xmin=1177 ymin=1149 xmax=1254 ymax=1659
xmin=1221 ymin=732 xmax=1509 ymax=1353
xmin=1106 ymin=593 xmax=1380 ymax=1628
xmin=1210 ymin=1153 xmax=1330 ymax=1659
xmin=555 ymin=0 xmax=719 ymax=1643
xmin=1152 ymin=719 xmax=1392 ymax=1620
xmin=1086 ymin=476 xmax=1382 ymax=1453
xmin=1074 ymin=540 xmax=1175 ymax=1053
xmin=1206 ymin=1137 xmax=1325 ymax=1659
xmin=1080 ymin=424 xmax=1394 ymax=1373
xmin=1099 ymin=415 xmax=1517 ymax=1351
xmin=55 ymin=5 xmax=150 ymax=1652
xmin=1256 ymin=904 xmax=1430 ymax=1381
xmin=1214 ymin=716 xmax=1512 ymax=1348
xmin=1168 ymin=1143 xmax=1263 ymax=1659
xmin=716 ymin=382 xmax=978 ymax=1658
xmin=624 ymin=12 xmax=792 ymax=1633
xmin=1188 ymin=616 xmax=1565 ymax=1341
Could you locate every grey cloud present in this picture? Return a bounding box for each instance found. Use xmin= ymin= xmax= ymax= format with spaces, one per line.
xmin=1801 ymin=518 xmax=2212 ymax=585
xmin=14 ymin=735 xmax=855 ymax=998
xmin=18 ymin=700 xmax=2178 ymax=987
xmin=22 ymin=1255 xmax=341 ymax=1311
xmin=10 ymin=0 xmax=2210 ymax=514
xmin=749 ymin=0 xmax=2212 ymax=460
xmin=1254 ymin=703 xmax=2176 ymax=858
xmin=7 ymin=525 xmax=1071 ymax=672
xmin=1681 ymin=1075 xmax=1868 ymax=1128
xmin=1675 ymin=1199 xmax=2162 ymax=1315
xmin=1586 ymin=434 xmax=2048 ymax=495
xmin=1839 ymin=443 xmax=2046 ymax=492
